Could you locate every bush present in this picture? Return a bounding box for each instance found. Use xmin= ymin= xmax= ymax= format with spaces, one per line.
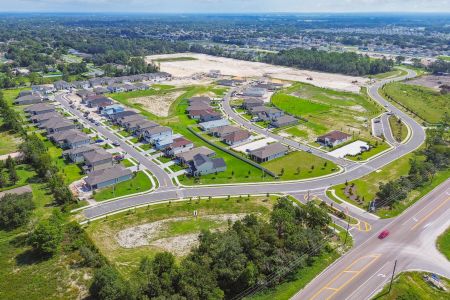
xmin=28 ymin=212 xmax=64 ymax=256
xmin=0 ymin=192 xmax=34 ymax=229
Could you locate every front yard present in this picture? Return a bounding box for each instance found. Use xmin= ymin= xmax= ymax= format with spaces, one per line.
xmin=93 ymin=171 xmax=152 ymax=201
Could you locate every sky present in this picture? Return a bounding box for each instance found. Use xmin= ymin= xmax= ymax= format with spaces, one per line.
xmin=0 ymin=0 xmax=449 ymax=13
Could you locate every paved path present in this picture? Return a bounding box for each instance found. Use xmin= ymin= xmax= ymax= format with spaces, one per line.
xmin=0 ymin=185 xmax=32 ymax=199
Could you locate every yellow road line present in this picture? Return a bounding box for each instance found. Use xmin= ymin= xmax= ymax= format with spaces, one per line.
xmin=411 ymin=197 xmax=449 ymax=230
xmin=309 ymin=255 xmax=380 ymax=300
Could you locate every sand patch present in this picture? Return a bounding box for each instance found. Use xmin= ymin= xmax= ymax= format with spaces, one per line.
xmin=347 ymin=105 xmax=367 ymax=113
xmin=129 ymin=90 xmax=185 ymax=117
xmin=116 ymin=213 xmax=248 ymax=255
xmin=147 ymin=53 xmax=368 ymax=93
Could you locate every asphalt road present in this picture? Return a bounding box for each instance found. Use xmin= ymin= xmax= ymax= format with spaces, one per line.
xmin=57 ymin=93 xmax=175 ymax=189
xmin=80 ymin=69 xmax=426 ymax=220
xmin=292 ymin=179 xmax=450 ymax=300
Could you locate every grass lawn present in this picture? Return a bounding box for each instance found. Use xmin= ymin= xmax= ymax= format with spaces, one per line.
xmin=0 ymin=128 xmax=20 ymax=155
xmin=346 ymin=141 xmax=391 ymax=161
xmin=0 ymin=183 xmax=92 ymax=300
xmin=388 ymin=115 xmax=408 ymax=143
xmin=437 ymin=227 xmax=450 ymax=261
xmin=0 ymin=164 xmax=36 ymax=192
xmin=139 ymin=143 xmax=152 ymax=151
xmin=129 ymin=137 xmax=140 ymax=144
xmin=121 ymin=159 xmax=135 ymax=168
xmin=370 ymin=68 xmax=407 ymax=79
xmin=102 ymin=143 xmax=113 ymax=150
xmin=93 ymin=171 xmax=152 ymax=201
xmin=157 ymin=155 xmax=173 ymax=163
xmin=382 ymin=82 xmax=450 ymax=124
xmin=372 ymin=272 xmax=450 ymax=300
xmin=169 ymin=163 xmax=185 ymax=173
xmin=118 ymin=130 xmax=131 ymax=137
xmin=261 ymin=151 xmax=338 ymax=180
xmin=333 ymin=147 xmax=450 ymax=218
xmin=152 ymin=84 xmax=176 ymax=90
xmin=84 ymin=195 xmax=277 ymax=277
xmin=437 ymin=55 xmax=450 ymax=62
xmin=81 ymin=127 xmax=93 ymax=134
xmin=272 ymin=83 xmax=382 ymax=143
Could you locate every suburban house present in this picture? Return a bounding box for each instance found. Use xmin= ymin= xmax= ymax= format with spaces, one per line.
xmin=249 ymin=142 xmax=288 ymax=163
xmin=82 ymin=148 xmax=113 ymax=173
xmin=248 ymin=106 xmax=268 ymax=116
xmin=165 ymin=137 xmax=194 ymax=156
xmin=110 ymin=111 xmax=138 ymax=123
xmin=134 ymin=82 xmax=150 ymax=90
xmin=30 ymin=112 xmax=60 ymax=124
xmin=93 ymin=87 xmax=109 ymax=95
xmin=199 ymin=110 xmax=222 ymax=122
xmin=209 ymin=125 xmax=241 ymax=137
xmin=143 ymin=126 xmax=173 ymax=143
xmin=242 ymin=98 xmax=264 ymax=109
xmin=24 ymin=103 xmax=55 ymax=115
xmin=86 ymin=97 xmax=113 ymax=108
xmin=188 ymin=108 xmax=215 ymax=120
xmin=32 ymin=84 xmax=56 ymax=95
xmin=188 ymin=154 xmax=226 ymax=176
xmin=175 ymin=146 xmax=215 ymax=165
xmin=63 ymin=145 xmax=99 ymax=163
xmin=254 ymin=83 xmax=284 ymax=91
xmin=14 ymin=94 xmax=43 ymax=105
xmin=259 ymin=108 xmax=284 ymax=121
xmin=124 ymin=118 xmax=149 ymax=133
xmin=135 ymin=120 xmax=158 ymax=136
xmin=76 ymin=89 xmax=96 ymax=100
xmin=187 ymin=102 xmax=211 ymax=111
xmin=189 ymin=96 xmax=211 ymax=105
xmin=71 ymin=81 xmax=90 ymax=90
xmin=271 ymin=115 xmax=298 ymax=128
xmin=154 ymin=136 xmax=174 ymax=150
xmin=317 ymin=131 xmax=352 ymax=147
xmin=107 ymin=83 xmax=126 ymax=93
xmin=53 ymin=80 xmax=71 ymax=90
xmin=100 ymin=104 xmax=125 ymax=116
xmin=242 ymin=87 xmax=267 ymax=98
xmin=40 ymin=117 xmax=76 ymax=134
xmin=117 ymin=114 xmax=145 ymax=127
xmin=48 ymin=129 xmax=91 ymax=149
xmin=84 ymin=165 xmax=133 ymax=190
xmin=216 ymin=79 xmax=244 ymax=87
xmin=222 ymin=129 xmax=251 ymax=146
xmin=199 ymin=119 xmax=230 ymax=131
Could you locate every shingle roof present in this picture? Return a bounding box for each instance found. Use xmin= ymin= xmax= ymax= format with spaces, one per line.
xmin=24 ymin=103 xmax=54 ymax=113
xmin=144 ymin=126 xmax=172 ymax=135
xmin=63 ymin=144 xmax=99 ymax=156
xmin=317 ymin=130 xmax=351 ymax=142
xmin=223 ymin=129 xmax=251 ymax=143
xmin=49 ymin=129 xmax=89 ymax=143
xmin=176 ymin=146 xmax=215 ymax=162
xmin=249 ymin=142 xmax=288 ymax=159
xmin=82 ymin=148 xmax=111 ymax=164
xmin=169 ymin=137 xmax=192 ymax=149
xmin=85 ymin=165 xmax=132 ymax=186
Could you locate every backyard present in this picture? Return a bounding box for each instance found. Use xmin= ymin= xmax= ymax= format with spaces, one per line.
xmin=272 ymin=83 xmax=383 ymax=143
xmin=381 ymin=82 xmax=450 ymax=124
xmin=93 ymin=171 xmax=152 ymax=201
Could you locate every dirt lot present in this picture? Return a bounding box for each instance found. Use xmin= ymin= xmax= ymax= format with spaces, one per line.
xmin=406 ymin=75 xmax=450 ymax=90
xmin=147 ymin=53 xmax=368 ymax=93
xmin=129 ymin=90 xmax=185 ymax=117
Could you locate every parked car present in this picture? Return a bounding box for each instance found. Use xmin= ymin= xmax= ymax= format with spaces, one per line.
xmin=378 ymin=229 xmax=390 ymax=239
xmin=113 ymin=141 xmax=120 ymax=147
xmin=95 ymin=139 xmax=104 ymax=143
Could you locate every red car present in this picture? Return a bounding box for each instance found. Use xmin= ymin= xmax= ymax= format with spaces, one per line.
xmin=378 ymin=230 xmax=390 ymax=239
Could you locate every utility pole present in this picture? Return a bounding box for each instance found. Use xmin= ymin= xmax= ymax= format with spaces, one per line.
xmin=388 ymin=260 xmax=398 ymax=293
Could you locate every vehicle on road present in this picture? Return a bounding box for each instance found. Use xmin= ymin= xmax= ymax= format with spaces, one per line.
xmin=95 ymin=139 xmax=104 ymax=143
xmin=113 ymin=141 xmax=120 ymax=146
xmin=378 ymin=229 xmax=390 ymax=239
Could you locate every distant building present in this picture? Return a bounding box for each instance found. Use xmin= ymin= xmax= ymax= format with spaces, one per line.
xmin=242 ymin=98 xmax=264 ymax=110
xmin=317 ymin=130 xmax=352 ymax=147
xmin=63 ymin=145 xmax=99 ymax=163
xmin=53 ymin=80 xmax=71 ymax=91
xmin=48 ymin=130 xmax=91 ymax=149
xmin=14 ymin=94 xmax=43 ymax=105
xmin=242 ymin=87 xmax=267 ymax=98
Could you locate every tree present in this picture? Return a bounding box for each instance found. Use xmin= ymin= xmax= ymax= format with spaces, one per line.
xmin=0 ymin=192 xmax=34 ymax=229
xmin=28 ymin=212 xmax=64 ymax=256
xmin=90 ymin=266 xmax=129 ymax=300
xmin=0 ymin=171 xmax=7 ymax=188
xmin=8 ymin=166 xmax=19 ymax=185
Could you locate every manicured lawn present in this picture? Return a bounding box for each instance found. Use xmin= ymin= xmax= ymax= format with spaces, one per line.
xmin=437 ymin=227 xmax=450 ymax=261
xmin=139 ymin=143 xmax=152 ymax=150
xmin=389 ymin=115 xmax=408 ymax=143
xmin=121 ymin=159 xmax=135 ymax=168
xmin=346 ymin=141 xmax=391 ymax=161
xmin=272 ymin=83 xmax=382 ymax=143
xmin=382 ymin=82 xmax=450 ymax=124
xmin=84 ymin=195 xmax=277 ymax=277
xmin=372 ymin=272 xmax=450 ymax=300
xmin=93 ymin=171 xmax=152 ymax=201
xmin=102 ymin=143 xmax=113 ymax=149
xmin=130 ymin=137 xmax=140 ymax=144
xmin=81 ymin=127 xmax=93 ymax=134
xmin=157 ymin=155 xmax=173 ymax=163
xmin=169 ymin=163 xmax=185 ymax=172
xmin=285 ymin=126 xmax=309 ymax=139
xmin=118 ymin=130 xmax=131 ymax=137
xmin=261 ymin=151 xmax=338 ymax=180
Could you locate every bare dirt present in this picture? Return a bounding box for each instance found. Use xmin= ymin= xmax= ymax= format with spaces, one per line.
xmin=116 ymin=213 xmax=248 ymax=256
xmin=146 ymin=53 xmax=368 ymax=93
xmin=129 ymin=90 xmax=185 ymax=117
xmin=405 ymin=75 xmax=450 ymax=91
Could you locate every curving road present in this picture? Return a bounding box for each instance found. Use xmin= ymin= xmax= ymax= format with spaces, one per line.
xmin=80 ymin=69 xmax=426 ymax=220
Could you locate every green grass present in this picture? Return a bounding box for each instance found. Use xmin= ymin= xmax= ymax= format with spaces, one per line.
xmin=118 ymin=130 xmax=131 ymax=137
xmin=84 ymin=195 xmax=277 ymax=277
xmin=388 ymin=115 xmax=408 ymax=143
xmin=261 ymin=151 xmax=338 ymax=180
xmin=346 ymin=141 xmax=391 ymax=161
xmin=81 ymin=127 xmax=93 ymax=134
xmin=372 ymin=272 xmax=450 ymax=300
xmin=284 ymin=126 xmax=309 ymax=139
xmin=102 ymin=143 xmax=113 ymax=150
xmin=169 ymin=163 xmax=185 ymax=173
xmin=437 ymin=227 xmax=450 ymax=261
xmin=121 ymin=159 xmax=135 ymax=168
xmin=93 ymin=171 xmax=152 ymax=201
xmin=152 ymin=84 xmax=176 ymax=90
xmin=139 ymin=143 xmax=152 ymax=151
xmin=0 ymin=164 xmax=36 ymax=192
xmin=272 ymin=83 xmax=383 ymax=143
xmin=437 ymin=55 xmax=450 ymax=62
xmin=0 ymin=129 xmax=20 ymax=155
xmin=370 ymin=68 xmax=407 ymax=79
xmin=152 ymin=56 xmax=198 ymax=62
xmin=382 ymin=82 xmax=450 ymax=124
xmin=130 ymin=137 xmax=140 ymax=144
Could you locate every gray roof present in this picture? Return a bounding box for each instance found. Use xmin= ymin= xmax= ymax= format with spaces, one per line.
xmin=63 ymin=144 xmax=99 ymax=156
xmin=85 ymin=165 xmax=132 ymax=186
xmin=82 ymin=148 xmax=111 ymax=164
xmin=30 ymin=111 xmax=60 ymax=122
xmin=176 ymin=146 xmax=215 ymax=162
xmin=24 ymin=103 xmax=55 ymax=113
xmin=210 ymin=125 xmax=241 ymax=136
xmin=144 ymin=125 xmax=172 ymax=135
xmin=15 ymin=94 xmax=43 ymax=104
xmin=40 ymin=117 xmax=74 ymax=129
xmin=249 ymin=142 xmax=288 ymax=159
xmin=49 ymin=129 xmax=90 ymax=143
xmin=272 ymin=115 xmax=297 ymax=125
xmin=119 ymin=114 xmax=146 ymax=123
xmin=212 ymin=157 xmax=226 ymax=169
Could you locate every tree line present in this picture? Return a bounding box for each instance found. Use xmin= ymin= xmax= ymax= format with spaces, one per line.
xmin=89 ymin=198 xmax=332 ymax=300
xmin=374 ymin=124 xmax=449 ymax=209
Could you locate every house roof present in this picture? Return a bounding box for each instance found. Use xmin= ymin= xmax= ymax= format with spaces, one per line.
xmin=30 ymin=111 xmax=60 ymax=122
xmin=244 ymin=98 xmax=264 ymax=105
xmin=111 ymin=110 xmax=137 ymax=119
xmin=249 ymin=142 xmax=288 ymax=159
xmin=188 ymin=108 xmax=215 ymax=116
xmin=120 ymin=114 xmax=146 ymax=124
xmin=87 ymin=97 xmax=113 ymax=106
xmin=223 ymin=129 xmax=251 ymax=143
xmin=49 ymin=129 xmax=89 ymax=143
xmin=41 ymin=117 xmax=74 ymax=129
xmin=187 ymin=103 xmax=212 ymax=111
xmin=317 ymin=130 xmax=351 ymax=142
xmin=169 ymin=137 xmax=192 ymax=149
xmin=199 ymin=119 xmax=230 ymax=130
xmin=82 ymin=148 xmax=111 ymax=164
xmin=249 ymin=106 xmax=268 ymax=114
xmin=210 ymin=125 xmax=240 ymax=136
xmin=63 ymin=144 xmax=99 ymax=156
xmin=85 ymin=165 xmax=132 ymax=186
xmin=272 ymin=115 xmax=297 ymax=125
xmin=189 ymin=96 xmax=211 ymax=103
xmin=145 ymin=125 xmax=172 ymax=135
xmin=24 ymin=103 xmax=54 ymax=113
xmin=136 ymin=120 xmax=158 ymax=130
xmin=176 ymin=146 xmax=215 ymax=162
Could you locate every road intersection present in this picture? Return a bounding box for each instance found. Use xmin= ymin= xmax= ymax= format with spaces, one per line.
xmin=58 ymin=69 xmax=449 ymax=299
